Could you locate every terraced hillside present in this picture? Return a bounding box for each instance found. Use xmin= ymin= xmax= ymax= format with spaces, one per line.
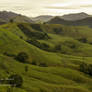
xmin=0 ymin=23 xmax=92 ymax=92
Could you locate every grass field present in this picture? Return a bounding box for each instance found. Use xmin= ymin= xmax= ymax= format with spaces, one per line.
xmin=0 ymin=23 xmax=92 ymax=92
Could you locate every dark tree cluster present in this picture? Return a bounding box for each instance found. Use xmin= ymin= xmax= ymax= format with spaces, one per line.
xmin=9 ymin=19 xmax=14 ymax=23
xmin=63 ymin=41 xmax=78 ymax=49
xmin=31 ymin=61 xmax=48 ymax=67
xmin=26 ymin=39 xmax=50 ymax=51
xmin=78 ymin=38 xmax=88 ymax=43
xmin=0 ymin=74 xmax=23 ymax=90
xmin=8 ymin=74 xmax=23 ymax=88
xmin=54 ymin=44 xmax=61 ymax=51
xmin=15 ymin=52 xmax=29 ymax=63
xmin=80 ymin=63 xmax=92 ymax=76
xmin=18 ymin=24 xmax=49 ymax=40
xmin=53 ymin=28 xmax=63 ymax=34
xmin=31 ymin=24 xmax=43 ymax=32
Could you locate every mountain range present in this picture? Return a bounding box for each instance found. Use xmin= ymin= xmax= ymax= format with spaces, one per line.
xmin=47 ymin=16 xmax=92 ymax=27
xmin=0 ymin=11 xmax=91 ymax=25
xmin=31 ymin=15 xmax=54 ymax=22
xmin=0 ymin=11 xmax=33 ymax=23
xmin=61 ymin=12 xmax=90 ymax=21
xmin=32 ymin=12 xmax=91 ymax=22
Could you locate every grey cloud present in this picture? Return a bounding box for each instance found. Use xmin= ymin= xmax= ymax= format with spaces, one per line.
xmin=80 ymin=5 xmax=92 ymax=8
xmin=45 ymin=6 xmax=79 ymax=10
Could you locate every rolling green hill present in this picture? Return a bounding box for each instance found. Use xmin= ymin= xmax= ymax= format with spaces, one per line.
xmin=0 ymin=23 xmax=92 ymax=92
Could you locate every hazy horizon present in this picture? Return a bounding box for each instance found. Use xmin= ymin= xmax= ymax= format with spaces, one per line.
xmin=0 ymin=0 xmax=92 ymax=17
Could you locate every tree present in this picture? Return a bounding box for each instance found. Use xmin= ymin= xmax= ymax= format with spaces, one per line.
xmin=8 ymin=74 xmax=23 ymax=88
xmin=25 ymin=66 xmax=29 ymax=72
xmin=39 ymin=62 xmax=48 ymax=67
xmin=88 ymin=64 xmax=92 ymax=76
xmin=10 ymin=19 xmax=14 ymax=23
xmin=54 ymin=28 xmax=63 ymax=34
xmin=15 ymin=52 xmax=29 ymax=63
xmin=41 ymin=43 xmax=49 ymax=51
xmin=54 ymin=44 xmax=61 ymax=51
xmin=80 ymin=63 xmax=92 ymax=76
xmin=31 ymin=24 xmax=43 ymax=32
xmin=7 ymin=88 xmax=11 ymax=92
xmin=78 ymin=38 xmax=87 ymax=43
xmin=80 ymin=63 xmax=89 ymax=74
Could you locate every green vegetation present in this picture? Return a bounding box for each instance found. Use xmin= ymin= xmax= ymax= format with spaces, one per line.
xmin=8 ymin=74 xmax=23 ymax=87
xmin=80 ymin=63 xmax=92 ymax=76
xmin=15 ymin=52 xmax=29 ymax=63
xmin=0 ymin=22 xmax=92 ymax=92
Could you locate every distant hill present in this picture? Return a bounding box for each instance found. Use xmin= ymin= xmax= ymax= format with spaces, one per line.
xmin=47 ymin=16 xmax=68 ymax=24
xmin=61 ymin=12 xmax=90 ymax=21
xmin=47 ymin=16 xmax=92 ymax=27
xmin=32 ymin=12 xmax=90 ymax=22
xmin=31 ymin=15 xmax=53 ymax=22
xmin=0 ymin=11 xmax=34 ymax=23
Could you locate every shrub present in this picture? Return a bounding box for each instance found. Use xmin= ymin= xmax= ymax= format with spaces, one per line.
xmin=80 ymin=63 xmax=92 ymax=76
xmin=80 ymin=63 xmax=89 ymax=74
xmin=15 ymin=52 xmax=29 ymax=63
xmin=41 ymin=43 xmax=50 ymax=51
xmin=8 ymin=74 xmax=23 ymax=87
xmin=31 ymin=24 xmax=43 ymax=32
xmin=31 ymin=61 xmax=39 ymax=66
xmin=54 ymin=44 xmax=61 ymax=51
xmin=39 ymin=62 xmax=48 ymax=67
xmin=53 ymin=28 xmax=63 ymax=34
xmin=63 ymin=41 xmax=77 ymax=49
xmin=78 ymin=38 xmax=87 ymax=43
xmin=88 ymin=64 xmax=92 ymax=76
xmin=10 ymin=19 xmax=14 ymax=23
xmin=25 ymin=66 xmax=29 ymax=72
xmin=7 ymin=88 xmax=11 ymax=92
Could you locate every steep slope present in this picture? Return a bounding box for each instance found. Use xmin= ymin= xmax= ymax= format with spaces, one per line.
xmin=0 ymin=54 xmax=92 ymax=92
xmin=1 ymin=23 xmax=92 ymax=57
xmin=0 ymin=28 xmax=63 ymax=66
xmin=0 ymin=23 xmax=92 ymax=92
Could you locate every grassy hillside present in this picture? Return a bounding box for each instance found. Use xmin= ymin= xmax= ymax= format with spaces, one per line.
xmin=0 ymin=23 xmax=92 ymax=92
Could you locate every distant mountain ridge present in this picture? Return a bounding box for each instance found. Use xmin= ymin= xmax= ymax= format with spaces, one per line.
xmin=32 ymin=12 xmax=91 ymax=22
xmin=0 ymin=11 xmax=34 ymax=23
xmin=47 ymin=16 xmax=92 ymax=27
xmin=31 ymin=15 xmax=54 ymax=22
xmin=0 ymin=11 xmax=91 ymax=24
xmin=61 ymin=12 xmax=90 ymax=21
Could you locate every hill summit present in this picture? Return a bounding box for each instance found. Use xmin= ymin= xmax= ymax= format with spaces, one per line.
xmin=0 ymin=11 xmax=34 ymax=23
xmin=61 ymin=12 xmax=90 ymax=21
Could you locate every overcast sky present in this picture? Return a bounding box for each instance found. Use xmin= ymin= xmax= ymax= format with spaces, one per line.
xmin=0 ymin=0 xmax=92 ymax=17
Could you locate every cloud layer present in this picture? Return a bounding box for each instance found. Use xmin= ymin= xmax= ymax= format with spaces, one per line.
xmin=0 ymin=0 xmax=92 ymax=16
